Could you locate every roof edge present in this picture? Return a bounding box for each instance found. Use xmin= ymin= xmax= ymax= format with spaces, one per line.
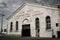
xmin=7 ymin=2 xmax=59 ymax=20
xmin=7 ymin=2 xmax=27 ymax=20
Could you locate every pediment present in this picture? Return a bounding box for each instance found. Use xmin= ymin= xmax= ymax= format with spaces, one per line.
xmin=7 ymin=2 xmax=58 ymax=20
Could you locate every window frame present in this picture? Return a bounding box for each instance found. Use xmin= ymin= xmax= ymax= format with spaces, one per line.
xmin=46 ymin=16 xmax=51 ymax=30
xmin=35 ymin=18 xmax=40 ymax=29
xmin=10 ymin=22 xmax=13 ymax=32
xmin=16 ymin=21 xmax=18 ymax=32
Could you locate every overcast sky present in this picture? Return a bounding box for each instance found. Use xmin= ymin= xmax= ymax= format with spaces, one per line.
xmin=0 ymin=0 xmax=60 ymax=28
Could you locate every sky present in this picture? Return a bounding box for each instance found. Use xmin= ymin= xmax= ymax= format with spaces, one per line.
xmin=0 ymin=0 xmax=60 ymax=29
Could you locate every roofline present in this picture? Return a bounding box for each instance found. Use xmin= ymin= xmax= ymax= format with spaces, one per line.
xmin=7 ymin=2 xmax=27 ymax=20
xmin=7 ymin=2 xmax=59 ymax=20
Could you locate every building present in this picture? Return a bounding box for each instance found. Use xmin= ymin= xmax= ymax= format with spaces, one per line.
xmin=7 ymin=2 xmax=60 ymax=38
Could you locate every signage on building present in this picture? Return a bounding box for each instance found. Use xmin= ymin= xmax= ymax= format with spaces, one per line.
xmin=15 ymin=9 xmax=43 ymax=19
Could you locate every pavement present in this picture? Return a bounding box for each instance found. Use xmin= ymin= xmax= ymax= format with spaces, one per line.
xmin=0 ymin=34 xmax=60 ymax=40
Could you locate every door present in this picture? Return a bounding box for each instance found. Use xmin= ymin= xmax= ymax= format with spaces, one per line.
xmin=22 ymin=24 xmax=30 ymax=37
xmin=57 ymin=31 xmax=60 ymax=38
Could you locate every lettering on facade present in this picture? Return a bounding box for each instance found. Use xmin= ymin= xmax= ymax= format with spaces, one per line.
xmin=14 ymin=10 xmax=43 ymax=19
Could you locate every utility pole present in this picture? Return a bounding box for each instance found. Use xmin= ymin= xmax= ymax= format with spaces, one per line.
xmin=0 ymin=14 xmax=5 ymax=34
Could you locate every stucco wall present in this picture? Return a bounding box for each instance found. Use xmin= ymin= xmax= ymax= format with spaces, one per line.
xmin=7 ymin=3 xmax=59 ymax=38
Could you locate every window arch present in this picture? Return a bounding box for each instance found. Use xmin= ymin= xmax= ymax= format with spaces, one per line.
xmin=35 ymin=18 xmax=39 ymax=29
xmin=46 ymin=16 xmax=51 ymax=30
xmin=16 ymin=21 xmax=18 ymax=31
xmin=22 ymin=19 xmax=29 ymax=24
xmin=23 ymin=19 xmax=28 ymax=22
xmin=10 ymin=22 xmax=13 ymax=32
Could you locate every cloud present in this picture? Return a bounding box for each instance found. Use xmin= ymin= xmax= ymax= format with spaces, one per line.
xmin=0 ymin=0 xmax=60 ymax=28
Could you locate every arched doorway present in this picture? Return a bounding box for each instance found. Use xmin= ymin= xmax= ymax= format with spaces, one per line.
xmin=22 ymin=19 xmax=30 ymax=37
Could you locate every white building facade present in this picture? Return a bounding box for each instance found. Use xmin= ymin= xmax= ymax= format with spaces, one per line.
xmin=7 ymin=2 xmax=60 ymax=38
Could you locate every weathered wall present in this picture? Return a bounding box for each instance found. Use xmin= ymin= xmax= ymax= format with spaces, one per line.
xmin=7 ymin=3 xmax=59 ymax=38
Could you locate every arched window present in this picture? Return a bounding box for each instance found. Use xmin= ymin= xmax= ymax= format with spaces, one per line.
xmin=35 ymin=18 xmax=39 ymax=29
xmin=16 ymin=21 xmax=18 ymax=31
xmin=35 ymin=18 xmax=40 ymax=37
xmin=46 ymin=16 xmax=51 ymax=30
xmin=10 ymin=22 xmax=13 ymax=32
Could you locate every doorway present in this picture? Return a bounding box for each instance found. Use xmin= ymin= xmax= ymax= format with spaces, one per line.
xmin=57 ymin=31 xmax=60 ymax=38
xmin=22 ymin=24 xmax=30 ymax=37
